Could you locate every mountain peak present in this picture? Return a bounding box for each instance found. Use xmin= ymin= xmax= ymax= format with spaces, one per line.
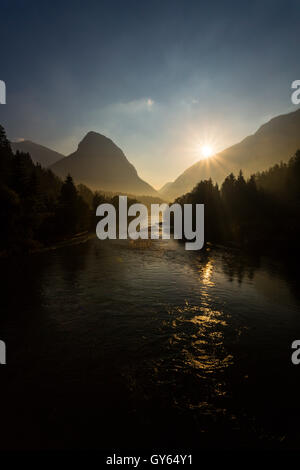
xmin=50 ymin=131 xmax=158 ymax=196
xmin=78 ymin=131 xmax=113 ymax=149
xmin=75 ymin=131 xmax=123 ymax=160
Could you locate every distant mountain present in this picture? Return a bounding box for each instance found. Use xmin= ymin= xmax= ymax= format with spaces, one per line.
xmin=160 ymin=108 xmax=300 ymax=200
xmin=50 ymin=131 xmax=157 ymax=196
xmin=11 ymin=140 xmax=63 ymax=167
xmin=159 ymin=181 xmax=173 ymax=194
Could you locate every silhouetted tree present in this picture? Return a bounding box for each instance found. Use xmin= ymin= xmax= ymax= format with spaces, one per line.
xmin=0 ymin=124 xmax=13 ymax=186
xmin=55 ymin=175 xmax=89 ymax=236
xmin=177 ymin=149 xmax=300 ymax=249
xmin=0 ymin=125 xmax=93 ymax=252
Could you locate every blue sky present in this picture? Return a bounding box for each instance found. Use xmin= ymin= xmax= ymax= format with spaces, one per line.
xmin=0 ymin=0 xmax=299 ymax=187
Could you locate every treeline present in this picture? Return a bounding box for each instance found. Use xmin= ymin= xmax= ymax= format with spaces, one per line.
xmin=175 ymin=150 xmax=300 ymax=249
xmin=0 ymin=124 xmax=135 ymax=254
xmin=2 ymin=119 xmax=300 ymax=253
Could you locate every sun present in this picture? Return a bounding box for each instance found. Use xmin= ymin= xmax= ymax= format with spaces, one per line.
xmin=201 ymin=145 xmax=214 ymax=159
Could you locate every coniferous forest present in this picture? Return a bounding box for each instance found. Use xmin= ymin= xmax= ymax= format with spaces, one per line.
xmin=0 ymin=124 xmax=135 ymax=254
xmin=176 ymin=151 xmax=300 ymax=250
xmin=1 ymin=122 xmax=300 ymax=254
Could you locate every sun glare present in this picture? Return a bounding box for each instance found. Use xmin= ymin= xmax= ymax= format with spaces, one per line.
xmin=201 ymin=145 xmax=213 ymax=159
xmin=184 ymin=127 xmax=221 ymax=165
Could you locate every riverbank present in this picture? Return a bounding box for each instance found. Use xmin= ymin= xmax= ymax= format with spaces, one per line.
xmin=0 ymin=231 xmax=94 ymax=259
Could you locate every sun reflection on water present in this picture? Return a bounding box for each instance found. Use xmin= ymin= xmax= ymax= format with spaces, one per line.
xmin=168 ymin=304 xmax=231 ymax=371
xmin=201 ymin=260 xmax=214 ymax=286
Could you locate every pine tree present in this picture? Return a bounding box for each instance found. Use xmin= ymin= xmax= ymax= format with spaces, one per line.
xmin=0 ymin=124 xmax=12 ymax=186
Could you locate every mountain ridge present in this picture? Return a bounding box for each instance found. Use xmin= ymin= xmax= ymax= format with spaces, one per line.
xmin=11 ymin=140 xmax=64 ymax=167
xmin=50 ymin=131 xmax=158 ymax=196
xmin=160 ymin=108 xmax=300 ymax=200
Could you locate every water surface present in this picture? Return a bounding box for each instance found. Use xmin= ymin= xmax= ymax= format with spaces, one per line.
xmin=0 ymin=236 xmax=300 ymax=449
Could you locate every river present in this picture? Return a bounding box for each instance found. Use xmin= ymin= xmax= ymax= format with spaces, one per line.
xmin=0 ymin=235 xmax=300 ymax=449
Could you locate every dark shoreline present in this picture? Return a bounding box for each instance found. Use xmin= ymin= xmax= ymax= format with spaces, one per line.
xmin=0 ymin=231 xmax=93 ymax=259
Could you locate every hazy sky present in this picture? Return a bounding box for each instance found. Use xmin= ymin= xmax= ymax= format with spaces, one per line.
xmin=0 ymin=0 xmax=299 ymax=188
